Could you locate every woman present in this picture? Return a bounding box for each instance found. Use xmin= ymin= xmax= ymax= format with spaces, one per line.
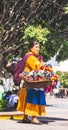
xmin=17 ymin=41 xmax=46 ymax=125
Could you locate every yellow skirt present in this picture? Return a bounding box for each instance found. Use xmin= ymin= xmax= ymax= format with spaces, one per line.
xmin=17 ymin=88 xmax=46 ymax=116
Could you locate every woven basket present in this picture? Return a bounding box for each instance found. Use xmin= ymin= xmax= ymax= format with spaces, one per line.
xmin=24 ymin=79 xmax=51 ymax=88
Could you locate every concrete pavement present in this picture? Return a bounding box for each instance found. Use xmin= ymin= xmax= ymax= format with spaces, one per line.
xmin=0 ymin=96 xmax=68 ymax=130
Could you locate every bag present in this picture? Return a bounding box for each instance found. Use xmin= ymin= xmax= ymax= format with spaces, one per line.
xmin=12 ymin=54 xmax=33 ymax=86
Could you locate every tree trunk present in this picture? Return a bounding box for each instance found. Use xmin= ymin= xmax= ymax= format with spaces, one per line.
xmin=0 ymin=31 xmax=3 ymax=77
xmin=0 ymin=29 xmax=9 ymax=78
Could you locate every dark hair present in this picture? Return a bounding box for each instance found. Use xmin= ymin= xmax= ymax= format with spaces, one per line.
xmin=6 ymin=91 xmax=12 ymax=95
xmin=28 ymin=41 xmax=40 ymax=50
xmin=13 ymin=89 xmax=19 ymax=94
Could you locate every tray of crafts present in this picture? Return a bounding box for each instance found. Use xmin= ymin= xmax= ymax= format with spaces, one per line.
xmin=24 ymin=78 xmax=51 ymax=88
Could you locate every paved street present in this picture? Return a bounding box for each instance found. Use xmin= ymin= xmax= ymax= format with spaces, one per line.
xmin=0 ymin=96 xmax=68 ymax=130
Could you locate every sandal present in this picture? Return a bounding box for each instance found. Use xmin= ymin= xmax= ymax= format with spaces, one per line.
xmin=22 ymin=119 xmax=31 ymax=123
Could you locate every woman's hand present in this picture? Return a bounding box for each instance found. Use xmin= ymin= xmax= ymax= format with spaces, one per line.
xmin=40 ymin=61 xmax=44 ymax=67
xmin=19 ymin=73 xmax=23 ymax=78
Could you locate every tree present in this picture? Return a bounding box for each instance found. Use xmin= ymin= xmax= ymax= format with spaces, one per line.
xmin=0 ymin=0 xmax=68 ymax=77
xmin=22 ymin=24 xmax=50 ymax=61
xmin=56 ymin=71 xmax=68 ymax=88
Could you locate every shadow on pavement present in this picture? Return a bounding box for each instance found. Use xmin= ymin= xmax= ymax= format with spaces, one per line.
xmin=16 ymin=116 xmax=68 ymax=125
xmin=38 ymin=116 xmax=68 ymax=123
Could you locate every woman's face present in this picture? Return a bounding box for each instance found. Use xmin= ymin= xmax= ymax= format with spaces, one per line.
xmin=30 ymin=44 xmax=40 ymax=56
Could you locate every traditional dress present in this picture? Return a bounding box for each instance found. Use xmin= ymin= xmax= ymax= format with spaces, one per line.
xmin=17 ymin=52 xmax=46 ymax=116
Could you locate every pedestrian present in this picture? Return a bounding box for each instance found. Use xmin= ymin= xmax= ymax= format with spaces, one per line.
xmin=3 ymin=91 xmax=12 ymax=101
xmin=8 ymin=89 xmax=19 ymax=111
xmin=17 ymin=41 xmax=46 ymax=125
xmin=64 ymin=88 xmax=67 ymax=98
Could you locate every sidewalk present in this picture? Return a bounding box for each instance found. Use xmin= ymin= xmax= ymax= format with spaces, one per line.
xmin=0 ymin=97 xmax=68 ymax=130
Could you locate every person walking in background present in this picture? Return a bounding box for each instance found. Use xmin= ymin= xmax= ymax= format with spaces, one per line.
xmin=64 ymin=88 xmax=67 ymax=98
xmin=3 ymin=91 xmax=12 ymax=101
xmin=17 ymin=41 xmax=46 ymax=125
xmin=8 ymin=89 xmax=19 ymax=111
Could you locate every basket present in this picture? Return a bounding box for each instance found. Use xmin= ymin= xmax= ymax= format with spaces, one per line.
xmin=24 ymin=79 xmax=51 ymax=88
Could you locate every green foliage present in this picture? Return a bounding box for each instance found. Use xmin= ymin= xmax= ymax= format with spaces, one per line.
xmin=56 ymin=71 xmax=68 ymax=88
xmin=0 ymin=99 xmax=9 ymax=111
xmin=64 ymin=4 xmax=68 ymax=14
xmin=21 ymin=24 xmax=51 ymax=61
xmin=56 ymin=40 xmax=68 ymax=61
xmin=0 ymin=93 xmax=2 ymax=100
xmin=22 ymin=25 xmax=50 ymax=43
